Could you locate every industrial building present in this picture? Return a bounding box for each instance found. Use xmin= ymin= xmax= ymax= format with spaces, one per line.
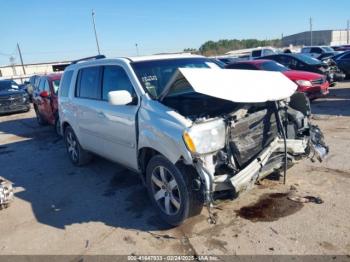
xmin=282 ymin=30 xmax=350 ymax=47
xmin=0 ymin=61 xmax=70 ymax=82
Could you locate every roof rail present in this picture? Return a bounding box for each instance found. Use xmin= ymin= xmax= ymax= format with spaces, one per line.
xmin=71 ymin=55 xmax=106 ymax=64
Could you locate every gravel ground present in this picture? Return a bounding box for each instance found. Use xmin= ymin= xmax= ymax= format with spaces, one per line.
xmin=0 ymin=82 xmax=349 ymax=256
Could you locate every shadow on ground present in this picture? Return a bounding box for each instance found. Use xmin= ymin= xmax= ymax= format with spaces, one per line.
xmin=0 ymin=116 xmax=172 ymax=232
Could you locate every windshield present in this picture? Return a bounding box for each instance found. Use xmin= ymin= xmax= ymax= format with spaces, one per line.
xmin=131 ymin=58 xmax=219 ymax=99
xmin=294 ymin=54 xmax=321 ymax=65
xmin=52 ymin=79 xmax=60 ymax=94
xmin=0 ymin=81 xmax=19 ymax=91
xmin=260 ymin=61 xmax=289 ymax=72
xmin=322 ymin=46 xmax=334 ymax=52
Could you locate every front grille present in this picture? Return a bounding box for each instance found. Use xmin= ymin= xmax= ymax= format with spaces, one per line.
xmin=229 ymin=109 xmax=278 ymax=168
xmin=0 ymin=95 xmax=23 ymax=106
xmin=311 ymin=78 xmax=325 ymax=85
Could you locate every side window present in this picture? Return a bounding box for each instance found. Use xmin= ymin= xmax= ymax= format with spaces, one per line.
xmin=76 ymin=67 xmax=101 ymax=99
xmin=102 ymin=66 xmax=135 ymax=101
xmin=251 ymin=50 xmax=262 ymax=58
xmin=44 ymin=80 xmax=50 ymax=93
xmin=264 ymin=49 xmax=274 ymax=56
xmin=302 ymin=48 xmax=311 ymax=53
xmin=38 ymin=78 xmax=45 ymax=92
xmin=311 ymin=48 xmax=322 ymax=54
xmin=277 ymin=56 xmax=291 ymax=67
xmin=60 ymin=70 xmax=73 ymax=97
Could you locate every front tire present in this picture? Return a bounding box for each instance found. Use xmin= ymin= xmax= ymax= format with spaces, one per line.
xmin=64 ymin=126 xmax=91 ymax=166
xmin=146 ymin=155 xmax=203 ymax=226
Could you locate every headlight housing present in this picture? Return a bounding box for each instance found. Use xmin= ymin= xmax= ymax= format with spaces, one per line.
xmin=22 ymin=93 xmax=29 ymax=102
xmin=296 ymin=80 xmax=312 ymax=87
xmin=183 ymin=119 xmax=226 ymax=154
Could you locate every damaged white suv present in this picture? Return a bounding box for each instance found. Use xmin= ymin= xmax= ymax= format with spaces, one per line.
xmin=59 ymin=54 xmax=328 ymax=225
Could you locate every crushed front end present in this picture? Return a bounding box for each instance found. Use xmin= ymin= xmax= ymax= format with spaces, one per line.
xmin=187 ymin=92 xmax=328 ymax=211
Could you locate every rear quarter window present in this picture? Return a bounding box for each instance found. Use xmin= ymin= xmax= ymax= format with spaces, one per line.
xmin=59 ymin=70 xmax=73 ymax=97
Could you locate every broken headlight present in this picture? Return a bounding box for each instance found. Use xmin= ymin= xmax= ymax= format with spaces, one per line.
xmin=183 ymin=119 xmax=226 ymax=154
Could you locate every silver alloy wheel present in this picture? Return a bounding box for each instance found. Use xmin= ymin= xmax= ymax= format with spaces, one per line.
xmin=151 ymin=166 xmax=181 ymax=216
xmin=66 ymin=131 xmax=78 ymax=162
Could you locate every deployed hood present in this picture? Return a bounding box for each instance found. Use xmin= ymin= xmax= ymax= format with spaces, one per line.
xmin=160 ymin=68 xmax=298 ymax=103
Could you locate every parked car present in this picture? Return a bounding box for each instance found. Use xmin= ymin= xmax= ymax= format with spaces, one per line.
xmin=258 ymin=53 xmax=342 ymax=85
xmin=225 ymin=60 xmax=329 ymax=100
xmin=27 ymin=75 xmax=41 ymax=102
xmin=301 ymin=46 xmax=335 ymax=59
xmin=0 ymin=80 xmax=30 ymax=114
xmin=33 ymin=73 xmax=62 ymax=134
xmin=251 ymin=47 xmax=276 ymax=59
xmin=59 ymin=54 xmax=328 ymax=226
xmin=333 ymin=51 xmax=350 ymax=78
xmin=332 ymin=45 xmax=350 ymax=51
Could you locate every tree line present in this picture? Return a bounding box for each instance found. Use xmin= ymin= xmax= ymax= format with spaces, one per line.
xmin=184 ymin=38 xmax=282 ymax=56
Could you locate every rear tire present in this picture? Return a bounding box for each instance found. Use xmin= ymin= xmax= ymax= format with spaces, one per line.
xmin=35 ymin=107 xmax=46 ymax=126
xmin=146 ymin=155 xmax=203 ymax=226
xmin=64 ymin=126 xmax=92 ymax=166
xmin=55 ymin=117 xmax=61 ymax=136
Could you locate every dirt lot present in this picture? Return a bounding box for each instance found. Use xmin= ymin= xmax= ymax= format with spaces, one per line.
xmin=0 ymin=83 xmax=350 ymax=256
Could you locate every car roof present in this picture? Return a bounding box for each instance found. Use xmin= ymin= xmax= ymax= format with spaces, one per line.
xmin=232 ymin=59 xmax=272 ymax=65
xmin=126 ymin=53 xmax=204 ymax=62
xmin=65 ymin=54 xmax=205 ymax=71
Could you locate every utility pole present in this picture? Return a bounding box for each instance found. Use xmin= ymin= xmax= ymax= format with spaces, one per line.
xmin=135 ymin=43 xmax=139 ymax=56
xmin=347 ymin=19 xmax=349 ymax=44
xmin=17 ymin=43 xmax=26 ymax=83
xmin=91 ymin=9 xmax=101 ymax=55
xmin=310 ymin=17 xmax=313 ymax=46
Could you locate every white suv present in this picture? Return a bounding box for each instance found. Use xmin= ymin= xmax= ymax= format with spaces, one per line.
xmin=59 ymin=54 xmax=328 ymax=225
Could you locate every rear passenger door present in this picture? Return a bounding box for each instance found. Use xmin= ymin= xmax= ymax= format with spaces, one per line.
xmin=98 ymin=65 xmax=139 ymax=170
xmin=74 ymin=66 xmax=105 ymax=155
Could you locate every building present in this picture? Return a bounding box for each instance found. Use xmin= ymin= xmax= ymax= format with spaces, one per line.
xmin=282 ymin=30 xmax=350 ymax=47
xmin=0 ymin=61 xmax=70 ymax=83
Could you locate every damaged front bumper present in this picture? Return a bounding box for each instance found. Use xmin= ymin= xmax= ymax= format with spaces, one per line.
xmin=194 ymin=125 xmax=328 ymax=204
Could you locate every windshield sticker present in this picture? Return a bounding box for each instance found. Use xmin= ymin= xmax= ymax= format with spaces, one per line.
xmin=141 ymin=75 xmax=157 ymax=83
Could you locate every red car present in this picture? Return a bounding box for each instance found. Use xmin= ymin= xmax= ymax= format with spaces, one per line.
xmin=33 ymin=73 xmax=62 ymax=134
xmin=225 ymin=60 xmax=329 ymax=100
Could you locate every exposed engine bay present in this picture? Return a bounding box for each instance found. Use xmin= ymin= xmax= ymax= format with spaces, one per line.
xmin=163 ymin=91 xmax=328 ymax=203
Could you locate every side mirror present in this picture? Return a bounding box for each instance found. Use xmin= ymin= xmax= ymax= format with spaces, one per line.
xmin=108 ymin=90 xmax=133 ymax=106
xmin=39 ymin=91 xmax=49 ymax=98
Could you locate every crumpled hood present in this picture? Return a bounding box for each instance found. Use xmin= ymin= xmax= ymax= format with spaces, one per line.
xmin=160 ymin=68 xmax=298 ymax=103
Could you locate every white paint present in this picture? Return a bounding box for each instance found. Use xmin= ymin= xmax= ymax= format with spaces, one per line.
xmin=164 ymin=68 xmax=298 ymax=103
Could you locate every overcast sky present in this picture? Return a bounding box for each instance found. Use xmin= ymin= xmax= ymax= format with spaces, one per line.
xmin=1 ymin=0 xmax=350 ymax=65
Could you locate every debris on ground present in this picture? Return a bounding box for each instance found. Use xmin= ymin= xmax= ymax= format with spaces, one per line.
xmin=287 ymin=195 xmax=324 ymax=204
xmin=0 ymin=177 xmax=14 ymax=209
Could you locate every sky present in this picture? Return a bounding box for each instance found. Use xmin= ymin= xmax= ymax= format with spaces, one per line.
xmin=1 ymin=0 xmax=350 ymax=65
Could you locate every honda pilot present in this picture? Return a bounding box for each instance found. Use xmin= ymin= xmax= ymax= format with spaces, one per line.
xmin=59 ymin=54 xmax=328 ymax=225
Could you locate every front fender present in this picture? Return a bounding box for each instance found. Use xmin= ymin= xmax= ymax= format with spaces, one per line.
xmin=138 ymin=99 xmax=193 ymax=165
